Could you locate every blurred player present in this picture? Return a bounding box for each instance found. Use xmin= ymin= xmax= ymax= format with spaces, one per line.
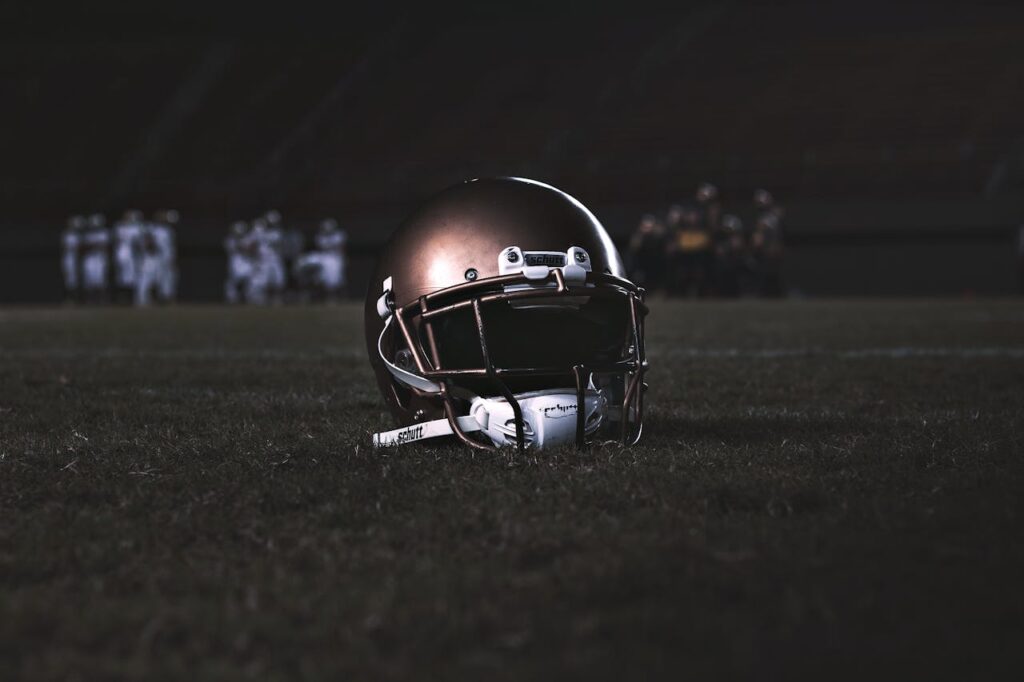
xmin=751 ymin=188 xmax=785 ymax=297
xmin=694 ymin=183 xmax=722 ymax=297
xmin=627 ymin=213 xmax=667 ymax=294
xmin=113 ymin=209 xmax=144 ymax=304
xmin=667 ymin=203 xmax=711 ymax=297
xmin=713 ymin=214 xmax=745 ymax=297
xmin=81 ymin=213 xmax=110 ymax=304
xmin=61 ymin=215 xmax=85 ymax=303
xmin=753 ymin=189 xmax=786 ymax=238
xmin=315 ymin=218 xmax=347 ymax=301
xmin=696 ymin=182 xmax=721 ymax=234
xmin=751 ymin=212 xmax=785 ymax=297
xmin=293 ymin=218 xmax=347 ymax=302
xmin=754 ymin=188 xmax=777 ymax=219
xmin=151 ymin=210 xmax=179 ymax=303
xmin=135 ymin=223 xmax=164 ymax=306
xmin=241 ymin=218 xmax=271 ymax=305
xmin=262 ymin=210 xmax=287 ymax=302
xmin=224 ymin=221 xmax=252 ymax=303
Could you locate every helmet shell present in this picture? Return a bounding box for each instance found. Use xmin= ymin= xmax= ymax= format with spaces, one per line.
xmin=364 ymin=177 xmax=628 ymax=425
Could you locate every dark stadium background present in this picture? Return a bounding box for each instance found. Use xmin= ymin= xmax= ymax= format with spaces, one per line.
xmin=4 ymin=4 xmax=1024 ymax=680
xmin=2 ymin=1 xmax=1023 ymax=301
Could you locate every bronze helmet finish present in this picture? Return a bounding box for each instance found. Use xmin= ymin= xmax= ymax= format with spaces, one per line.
xmin=364 ymin=177 xmax=647 ymax=450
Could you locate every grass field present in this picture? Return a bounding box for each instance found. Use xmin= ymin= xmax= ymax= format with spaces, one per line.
xmin=2 ymin=300 xmax=1023 ymax=680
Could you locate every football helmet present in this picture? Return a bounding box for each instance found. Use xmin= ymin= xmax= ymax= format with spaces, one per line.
xmin=364 ymin=177 xmax=648 ymax=451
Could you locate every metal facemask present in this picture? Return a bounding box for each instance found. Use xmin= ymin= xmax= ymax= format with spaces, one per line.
xmin=371 ymin=245 xmax=648 ymax=450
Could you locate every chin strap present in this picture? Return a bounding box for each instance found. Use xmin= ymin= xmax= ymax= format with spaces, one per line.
xmin=373 ymin=415 xmax=482 ymax=448
xmin=372 ymin=388 xmax=606 ymax=449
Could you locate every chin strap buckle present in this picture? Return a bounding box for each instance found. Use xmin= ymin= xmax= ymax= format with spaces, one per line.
xmin=376 ymin=276 xmax=394 ymax=319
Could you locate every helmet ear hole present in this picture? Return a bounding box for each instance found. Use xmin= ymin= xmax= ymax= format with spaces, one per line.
xmin=394 ymin=349 xmax=414 ymax=371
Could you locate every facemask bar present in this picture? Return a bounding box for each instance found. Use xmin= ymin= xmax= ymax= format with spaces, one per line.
xmin=380 ymin=266 xmax=647 ymax=451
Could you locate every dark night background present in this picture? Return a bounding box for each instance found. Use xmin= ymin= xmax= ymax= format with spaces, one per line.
xmin=3 ymin=4 xmax=1024 ymax=680
xmin=2 ymin=1 xmax=1023 ymax=300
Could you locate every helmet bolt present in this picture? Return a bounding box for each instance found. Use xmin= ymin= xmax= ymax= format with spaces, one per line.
xmin=464 ymin=268 xmax=479 ymax=281
xmin=506 ymin=250 xmax=519 ymax=263
xmin=575 ymin=251 xmax=587 ymax=263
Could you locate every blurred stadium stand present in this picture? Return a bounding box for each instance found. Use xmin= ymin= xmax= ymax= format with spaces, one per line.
xmin=1 ymin=4 xmax=1023 ymax=300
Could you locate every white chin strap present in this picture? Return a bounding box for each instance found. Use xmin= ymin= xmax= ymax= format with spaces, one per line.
xmin=373 ymin=388 xmax=606 ymax=449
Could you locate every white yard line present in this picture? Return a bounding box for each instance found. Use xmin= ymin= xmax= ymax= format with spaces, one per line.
xmin=0 ymin=348 xmax=363 ymax=360
xmin=1 ymin=346 xmax=1022 ymax=360
xmin=650 ymin=347 xmax=1024 ymax=359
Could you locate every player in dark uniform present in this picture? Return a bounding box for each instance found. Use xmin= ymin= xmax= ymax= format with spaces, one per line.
xmin=668 ymin=203 xmax=711 ymax=298
xmin=750 ymin=189 xmax=786 ymax=296
xmin=713 ymin=214 xmax=744 ymax=297
xmin=754 ymin=189 xmax=784 ymax=225
xmin=694 ymin=183 xmax=720 ymax=297
xmin=697 ymin=183 xmax=721 ymax=232
xmin=751 ymin=212 xmax=785 ymax=297
xmin=627 ymin=213 xmax=667 ymax=294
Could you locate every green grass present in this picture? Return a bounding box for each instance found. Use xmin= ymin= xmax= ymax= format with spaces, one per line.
xmin=1 ymin=301 xmax=1023 ymax=680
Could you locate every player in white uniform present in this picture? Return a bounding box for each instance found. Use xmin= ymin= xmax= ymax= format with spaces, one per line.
xmin=262 ymin=210 xmax=287 ymax=302
xmin=293 ymin=218 xmax=348 ymax=302
xmin=113 ymin=209 xmax=144 ymax=304
xmin=224 ymin=221 xmax=252 ymax=303
xmin=81 ymin=213 xmax=110 ymax=303
xmin=151 ymin=209 xmax=179 ymax=302
xmin=134 ymin=223 xmax=164 ymax=306
xmin=61 ymin=215 xmax=85 ymax=303
xmin=315 ymin=218 xmax=347 ymax=300
xmin=241 ymin=218 xmax=271 ymax=305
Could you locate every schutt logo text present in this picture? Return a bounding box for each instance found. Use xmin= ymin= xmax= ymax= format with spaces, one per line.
xmin=395 ymin=425 xmax=424 ymax=444
xmin=540 ymin=403 xmax=577 ymax=418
